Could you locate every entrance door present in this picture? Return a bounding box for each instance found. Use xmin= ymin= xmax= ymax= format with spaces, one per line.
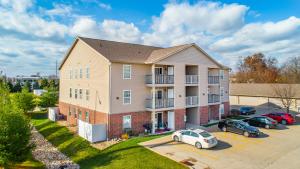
xmin=168 ymin=111 xmax=175 ymax=130
xmin=155 ymin=112 xmax=163 ymax=129
xmin=155 ymin=67 xmax=163 ymax=75
xmin=167 ymin=66 xmax=174 ymax=75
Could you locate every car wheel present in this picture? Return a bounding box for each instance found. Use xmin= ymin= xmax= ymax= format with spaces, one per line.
xmin=173 ymin=136 xmax=179 ymax=142
xmin=195 ymin=142 xmax=202 ymax=149
xmin=243 ymin=131 xmax=250 ymax=137
xmin=222 ymin=126 xmax=227 ymax=132
xmin=265 ymin=125 xmax=270 ymax=129
xmin=281 ymin=120 xmax=287 ymax=125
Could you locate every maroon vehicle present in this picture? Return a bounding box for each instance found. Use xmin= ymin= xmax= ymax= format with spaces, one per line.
xmin=262 ymin=112 xmax=295 ymax=125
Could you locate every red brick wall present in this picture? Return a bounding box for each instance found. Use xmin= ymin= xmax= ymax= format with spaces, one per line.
xmin=209 ymin=104 xmax=220 ymax=120
xmin=223 ymin=102 xmax=230 ymax=116
xmin=59 ymin=102 xmax=108 ymax=126
xmin=109 ymin=111 xmax=151 ymax=138
xmin=199 ymin=106 xmax=208 ymax=125
xmin=175 ymin=109 xmax=186 ymax=130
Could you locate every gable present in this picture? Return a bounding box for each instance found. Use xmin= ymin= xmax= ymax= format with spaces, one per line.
xmin=157 ymin=46 xmax=221 ymax=68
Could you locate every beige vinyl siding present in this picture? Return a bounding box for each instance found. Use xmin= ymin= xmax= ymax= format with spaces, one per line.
xmin=157 ymin=46 xmax=229 ymax=107
xmin=59 ymin=40 xmax=110 ymax=113
xmin=110 ymin=63 xmax=151 ymax=114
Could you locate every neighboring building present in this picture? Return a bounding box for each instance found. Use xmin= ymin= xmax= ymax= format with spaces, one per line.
xmin=59 ymin=37 xmax=230 ymax=139
xmin=230 ymin=83 xmax=300 ymax=112
xmin=33 ymin=89 xmax=47 ymax=96
xmin=9 ymin=73 xmax=59 ymax=89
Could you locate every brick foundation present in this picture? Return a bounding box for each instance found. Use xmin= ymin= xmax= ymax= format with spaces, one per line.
xmin=199 ymin=106 xmax=209 ymax=125
xmin=108 ymin=111 xmax=151 ymax=138
xmin=175 ymin=109 xmax=186 ymax=130
xmin=209 ymin=104 xmax=220 ymax=120
xmin=223 ymin=102 xmax=230 ymax=116
xmin=59 ymin=102 xmax=108 ymax=126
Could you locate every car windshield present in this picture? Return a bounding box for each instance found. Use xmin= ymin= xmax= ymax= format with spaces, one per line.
xmin=199 ymin=131 xmax=212 ymax=138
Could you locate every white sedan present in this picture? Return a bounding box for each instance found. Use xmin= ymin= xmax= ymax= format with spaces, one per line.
xmin=172 ymin=129 xmax=218 ymax=149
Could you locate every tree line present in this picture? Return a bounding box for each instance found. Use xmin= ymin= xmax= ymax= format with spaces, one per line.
xmin=0 ymin=78 xmax=58 ymax=167
xmin=232 ymin=53 xmax=300 ymax=83
xmin=6 ymin=78 xmax=59 ymax=93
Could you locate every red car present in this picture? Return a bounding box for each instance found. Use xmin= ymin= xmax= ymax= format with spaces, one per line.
xmin=262 ymin=112 xmax=295 ymax=125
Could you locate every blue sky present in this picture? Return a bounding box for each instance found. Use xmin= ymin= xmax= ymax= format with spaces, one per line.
xmin=0 ymin=0 xmax=300 ymax=76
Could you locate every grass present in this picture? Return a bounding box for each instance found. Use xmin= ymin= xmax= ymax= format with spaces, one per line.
xmin=12 ymin=153 xmax=45 ymax=169
xmin=31 ymin=115 xmax=187 ymax=169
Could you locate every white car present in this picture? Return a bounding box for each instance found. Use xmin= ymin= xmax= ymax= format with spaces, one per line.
xmin=172 ymin=129 xmax=218 ymax=149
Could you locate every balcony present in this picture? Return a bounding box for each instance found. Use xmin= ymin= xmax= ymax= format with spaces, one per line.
xmin=185 ymin=75 xmax=198 ymax=84
xmin=145 ymin=98 xmax=174 ymax=109
xmin=208 ymin=94 xmax=220 ymax=104
xmin=145 ymin=75 xmax=174 ymax=85
xmin=186 ymin=96 xmax=198 ymax=107
xmin=208 ymin=76 xmax=219 ymax=84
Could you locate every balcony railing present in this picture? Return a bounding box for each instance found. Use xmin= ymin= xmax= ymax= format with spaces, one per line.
xmin=208 ymin=76 xmax=220 ymax=84
xmin=208 ymin=94 xmax=220 ymax=103
xmin=145 ymin=75 xmax=174 ymax=84
xmin=186 ymin=96 xmax=198 ymax=107
xmin=145 ymin=98 xmax=174 ymax=109
xmin=186 ymin=75 xmax=198 ymax=84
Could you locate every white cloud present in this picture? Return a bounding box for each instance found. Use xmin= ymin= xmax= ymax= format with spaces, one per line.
xmin=44 ymin=3 xmax=73 ymax=17
xmin=70 ymin=17 xmax=141 ymax=43
xmin=0 ymin=2 xmax=68 ymax=39
xmin=143 ymin=1 xmax=248 ymax=46
xmin=0 ymin=0 xmax=33 ymax=13
xmin=99 ymin=3 xmax=111 ymax=10
xmin=210 ymin=16 xmax=300 ymax=69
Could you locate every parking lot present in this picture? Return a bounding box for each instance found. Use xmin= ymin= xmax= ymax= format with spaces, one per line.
xmin=141 ymin=117 xmax=300 ymax=169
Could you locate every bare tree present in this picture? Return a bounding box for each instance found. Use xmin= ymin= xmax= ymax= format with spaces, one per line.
xmin=272 ymin=84 xmax=296 ymax=113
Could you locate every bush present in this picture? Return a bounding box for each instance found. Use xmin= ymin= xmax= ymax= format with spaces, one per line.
xmin=39 ymin=90 xmax=58 ymax=108
xmin=10 ymin=88 xmax=35 ymax=113
xmin=121 ymin=133 xmax=129 ymax=140
xmin=0 ymin=111 xmax=33 ymax=167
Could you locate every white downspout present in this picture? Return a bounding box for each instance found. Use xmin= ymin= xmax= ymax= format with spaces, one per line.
xmin=107 ymin=63 xmax=112 ymax=140
xmin=151 ymin=64 xmax=156 ymax=134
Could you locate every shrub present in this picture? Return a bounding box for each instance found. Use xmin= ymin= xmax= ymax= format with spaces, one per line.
xmin=121 ymin=133 xmax=129 ymax=140
xmin=0 ymin=111 xmax=33 ymax=167
xmin=10 ymin=88 xmax=35 ymax=113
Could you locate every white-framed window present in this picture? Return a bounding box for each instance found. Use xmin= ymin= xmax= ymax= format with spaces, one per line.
xmin=75 ymin=89 xmax=78 ymax=99
xmin=78 ymin=110 xmax=82 ymax=120
xmin=79 ymin=89 xmax=82 ymax=99
xmin=69 ymin=69 xmax=73 ymax=79
xmin=69 ymin=88 xmax=72 ymax=98
xmin=74 ymin=69 xmax=78 ymax=79
xmin=79 ymin=68 xmax=83 ymax=78
xmin=86 ymin=67 xmax=90 ymax=79
xmin=123 ymin=115 xmax=132 ymax=129
xmin=86 ymin=89 xmax=90 ymax=101
xmin=85 ymin=112 xmax=89 ymax=122
xmin=220 ymin=70 xmax=224 ymax=80
xmin=123 ymin=90 xmax=131 ymax=105
xmin=123 ymin=64 xmax=131 ymax=79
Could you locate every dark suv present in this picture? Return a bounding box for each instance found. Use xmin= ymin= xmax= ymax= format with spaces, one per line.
xmin=218 ymin=119 xmax=260 ymax=137
xmin=239 ymin=107 xmax=256 ymax=115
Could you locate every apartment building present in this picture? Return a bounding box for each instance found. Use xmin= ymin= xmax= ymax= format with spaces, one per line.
xmin=59 ymin=37 xmax=230 ymax=139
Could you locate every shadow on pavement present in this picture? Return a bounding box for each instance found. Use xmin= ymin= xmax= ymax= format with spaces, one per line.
xmin=210 ymin=140 xmax=232 ymax=151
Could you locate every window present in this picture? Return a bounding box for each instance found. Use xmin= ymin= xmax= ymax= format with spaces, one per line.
xmin=123 ymin=64 xmax=131 ymax=79
xmin=86 ymin=89 xmax=90 ymax=101
xmin=79 ymin=68 xmax=83 ymax=78
xmin=79 ymin=89 xmax=82 ymax=99
xmin=85 ymin=112 xmax=89 ymax=122
xmin=69 ymin=88 xmax=72 ymax=98
xmin=123 ymin=115 xmax=132 ymax=129
xmin=86 ymin=67 xmax=90 ymax=79
xmin=199 ymin=131 xmax=212 ymax=138
xmin=69 ymin=69 xmax=73 ymax=79
xmin=75 ymin=69 xmax=78 ymax=79
xmin=75 ymin=89 xmax=78 ymax=99
xmin=220 ymin=104 xmax=224 ymax=115
xmin=190 ymin=132 xmax=199 ymax=138
xmin=220 ymin=70 xmax=224 ymax=80
xmin=123 ymin=90 xmax=131 ymax=104
xmin=181 ymin=131 xmax=191 ymax=136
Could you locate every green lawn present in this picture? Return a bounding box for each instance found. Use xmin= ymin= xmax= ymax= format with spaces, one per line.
xmin=13 ymin=153 xmax=45 ymax=169
xmin=31 ymin=117 xmax=187 ymax=169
